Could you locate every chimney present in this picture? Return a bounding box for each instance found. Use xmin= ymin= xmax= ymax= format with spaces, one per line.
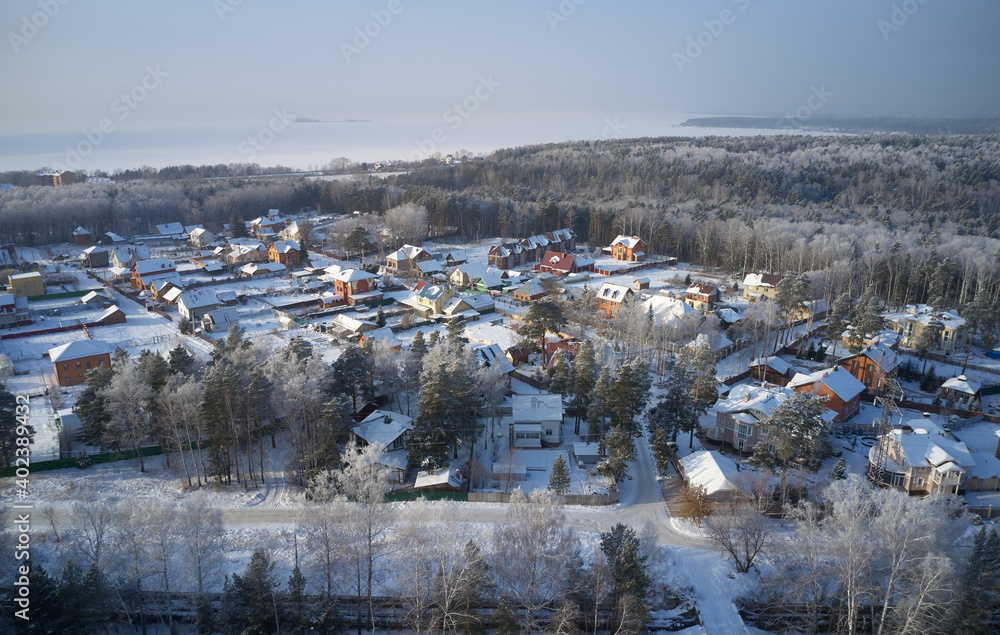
xmin=922 ymin=412 xmax=931 ymax=419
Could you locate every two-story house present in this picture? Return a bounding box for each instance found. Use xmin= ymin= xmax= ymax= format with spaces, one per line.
xmin=328 ymin=266 xmax=381 ymax=305
xmin=742 ymin=272 xmax=783 ymax=300
xmin=130 ymin=258 xmax=177 ymax=289
xmin=885 ymin=304 xmax=967 ymax=353
xmin=838 ymin=343 xmax=899 ymax=393
xmin=870 ymin=416 xmax=974 ymax=495
xmin=352 ymin=410 xmax=414 ymax=482
xmin=610 ymin=235 xmax=646 ymax=262
xmin=268 ymin=240 xmax=301 ymax=268
xmin=685 ymin=283 xmax=721 ymax=311
xmin=386 ymin=244 xmax=432 ymax=274
xmin=597 ymin=283 xmax=634 ymax=317
xmin=511 ymin=394 xmax=563 ymax=448
xmin=49 ymin=340 xmax=112 ymax=386
xmin=787 ymin=366 xmax=866 ymax=422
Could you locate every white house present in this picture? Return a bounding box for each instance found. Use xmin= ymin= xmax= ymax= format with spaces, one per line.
xmin=202 ymin=307 xmax=239 ymax=333
xmin=177 ymin=290 xmax=219 ymax=321
xmin=511 ymin=394 xmax=564 ymax=448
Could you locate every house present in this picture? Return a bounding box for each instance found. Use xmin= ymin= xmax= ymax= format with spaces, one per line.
xmin=788 ymin=366 xmax=866 ymax=422
xmin=0 ymin=245 xmax=17 ymax=267
xmin=268 ymin=240 xmax=301 ymax=268
xmin=633 ymin=277 xmax=650 ymax=290
xmin=359 ymin=326 xmax=401 ymax=350
xmin=48 ymin=340 xmax=112 ymax=386
xmin=250 ymin=210 xmax=286 ymax=238
xmin=519 ymin=235 xmax=551 ymax=262
xmin=216 ymin=290 xmax=239 ymax=305
xmin=511 ymin=280 xmax=547 ymax=303
xmin=36 ymin=169 xmax=76 ymax=186
xmin=155 ymin=222 xmax=186 ymax=236
xmin=838 ymin=344 xmax=899 ymax=393
xmin=80 ymin=246 xmax=109 ymax=268
xmin=870 ymin=416 xmax=974 ymax=495
xmin=239 ymin=262 xmax=287 ymax=279
xmin=488 ymin=243 xmax=527 ymax=269
xmin=939 ymin=375 xmax=982 ymax=408
xmin=537 ymin=251 xmax=595 ymax=276
xmin=130 ymin=258 xmax=176 ymax=289
xmin=8 ymin=272 xmax=45 ymax=298
xmin=792 ymin=299 xmax=829 ymax=322
xmin=461 ymin=294 xmax=495 ymax=315
xmin=885 ymin=304 xmax=967 ymax=354
xmin=110 ymin=245 xmax=151 ymax=269
xmin=104 ymin=232 xmax=127 ymax=244
xmin=473 ymin=274 xmax=505 ymax=294
xmin=415 ymin=259 xmax=445 ymax=278
xmin=150 ymin=279 xmax=181 ymax=303
xmin=351 ymin=410 xmax=414 ymax=482
xmin=79 ymin=290 xmax=112 ymax=306
xmin=279 ymin=220 xmax=305 ymax=243
xmin=441 ymin=296 xmax=475 ymax=317
xmin=190 ymin=227 xmax=216 ymax=247
xmin=610 ymin=235 xmax=646 ymax=262
xmin=0 ymin=293 xmax=29 ymax=327
xmin=72 ymin=226 xmax=93 ymax=246
xmin=641 ymin=295 xmax=695 ymax=326
xmin=386 ymin=244 xmax=431 ymax=273
xmin=511 ymin=394 xmax=564 ymax=448
xmin=544 ymin=228 xmax=577 ymax=252
xmin=472 ymin=342 xmax=515 ymax=376
xmin=597 ymin=283 xmax=634 ymax=317
xmin=328 ymin=266 xmax=380 ymax=305
xmin=708 ymin=382 xmax=838 ymax=454
xmin=679 ymin=451 xmax=742 ymax=502
xmin=331 ymin=314 xmax=377 ymax=336
xmin=685 ymin=283 xmax=721 ymax=311
xmin=412 ymin=284 xmax=455 ymax=318
xmin=413 ymin=466 xmax=465 ymax=491
xmin=742 ymin=272 xmax=783 ymax=300
xmin=449 ymin=263 xmax=488 ymax=289
xmin=202 ymin=307 xmax=239 ymax=333
xmin=747 ymin=356 xmax=793 ymax=385
xmin=177 ymin=290 xmax=219 ymax=322
xmin=95 ymin=305 xmax=127 ymax=325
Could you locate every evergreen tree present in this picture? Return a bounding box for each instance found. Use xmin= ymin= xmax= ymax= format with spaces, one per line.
xmin=650 ymin=427 xmax=673 ymax=476
xmin=411 ymin=329 xmax=428 ymax=358
xmin=570 ymin=340 xmax=597 ymax=434
xmin=332 ymin=345 xmax=374 ymax=413
xmin=492 ymin=598 xmax=520 ymax=635
xmin=284 ymin=562 xmax=310 ymax=634
xmin=954 ymin=527 xmax=1000 ymax=634
xmin=178 ymin=316 xmax=191 ymax=334
xmin=168 ymin=343 xmax=195 ymax=375
xmin=375 ymin=305 xmax=386 ymax=328
xmin=648 ymin=361 xmax=696 ymax=444
xmin=600 ymin=523 xmax=651 ymax=627
xmin=549 ymin=349 xmax=571 ymax=395
xmin=219 ymin=548 xmax=278 ymax=635
xmin=76 ymin=365 xmax=114 ymax=445
xmin=230 ymin=208 xmax=248 ymax=238
xmin=920 ymin=363 xmax=939 ymax=392
xmin=847 ymin=286 xmax=883 ymax=354
xmin=599 ymin=424 xmax=637 ymax=486
xmin=20 ymin=563 xmax=59 ymax=633
xmin=138 ymin=348 xmax=168 ymax=392
xmin=549 ymin=454 xmax=571 ymax=495
xmin=428 ymin=330 xmax=440 ymax=347
xmin=806 ymin=341 xmax=816 ymax=361
xmin=520 ymin=300 xmax=567 ymax=366
xmin=586 ymin=367 xmax=613 ymax=445
xmin=833 ymin=457 xmax=847 ymax=479
xmin=608 ymin=360 xmax=651 ymax=436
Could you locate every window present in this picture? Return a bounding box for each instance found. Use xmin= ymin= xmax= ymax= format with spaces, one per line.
xmin=544 ymin=429 xmax=553 ymax=437
xmin=916 ymin=477 xmax=924 ymax=487
xmin=76 ymin=361 xmax=82 ymax=369
xmin=65 ymin=376 xmax=70 ymax=383
xmin=63 ymin=364 xmax=68 ymax=370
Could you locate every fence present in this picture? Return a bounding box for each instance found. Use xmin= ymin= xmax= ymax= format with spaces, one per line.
xmin=384 ymin=490 xmax=618 ymax=505
xmin=0 ymin=445 xmax=165 ymax=478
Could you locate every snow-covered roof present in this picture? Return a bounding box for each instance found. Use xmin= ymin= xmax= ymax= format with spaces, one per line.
xmin=475 ymin=273 xmax=504 ymax=288
xmin=414 ymin=466 xmax=463 ymax=489
xmin=687 ymin=283 xmax=718 ymax=296
xmin=598 ymin=282 xmax=632 ymax=302
xmin=716 ymin=307 xmax=743 ymax=323
xmin=416 ymin=259 xmax=444 ymax=274
xmin=205 ymin=307 xmax=239 ymax=324
xmin=363 ymin=327 xmax=401 ymax=347
xmin=969 ymin=452 xmax=1000 ymax=480
xmin=886 ymin=426 xmax=974 ymax=472
xmin=104 ymin=232 xmax=126 ymax=242
xmin=610 ymin=235 xmax=643 ymax=249
xmin=155 ymin=222 xmax=185 ymax=235
xmin=332 ymin=314 xmax=375 ymax=333
xmin=640 ymin=295 xmax=694 ymax=325
xmin=941 ymin=375 xmax=981 ymax=395
xmin=787 ymin=366 xmax=865 ymax=403
xmin=178 ymin=290 xmax=218 ymax=310
xmin=418 ymin=284 xmax=451 ymax=301
xmin=472 ymin=342 xmax=515 ymax=374
xmin=713 ymin=383 xmax=794 ymax=420
xmin=96 ymin=305 xmax=124 ymax=321
xmin=743 ymin=272 xmax=782 ymax=288
xmin=79 ymin=290 xmax=110 ymax=304
xmin=887 ymin=304 xmax=966 ymax=330
xmin=132 ymin=258 xmax=175 ymax=275
xmin=464 ymin=322 xmax=521 ymax=351
xmin=354 ymin=410 xmax=413 ymax=450
xmin=162 ymin=287 xmax=183 ymax=303
xmin=72 ymin=226 xmax=91 ymax=236
xmin=240 ymin=262 xmax=287 ymax=275
xmin=749 ymin=355 xmax=791 ymax=376
xmin=856 ymin=343 xmax=898 ymax=372
xmin=453 ymin=263 xmax=488 ymax=280
xmin=49 ymin=340 xmax=113 ymax=363
xmin=512 ymin=394 xmax=563 ymax=423
xmin=513 ymin=280 xmax=545 ymax=297
xmin=462 ymin=294 xmax=495 ymax=311
xmin=82 ymin=246 xmax=106 ymax=255
xmin=680 ymin=451 xmax=740 ymax=495
xmin=270 ymin=239 xmax=300 ymax=253
xmin=328 ymin=267 xmax=377 ymax=283
xmin=216 ymin=290 xmax=238 ymax=303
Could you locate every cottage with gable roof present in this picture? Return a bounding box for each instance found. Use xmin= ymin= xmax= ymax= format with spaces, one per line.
xmin=742 ymin=272 xmax=783 ymax=300
xmin=787 ymin=366 xmax=866 ymax=422
xmin=597 ymin=282 xmax=634 ymax=317
xmin=610 ymin=235 xmax=646 ymax=262
xmin=511 ymin=394 xmax=564 ymax=448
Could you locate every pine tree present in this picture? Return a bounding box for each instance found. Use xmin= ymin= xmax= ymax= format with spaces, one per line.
xmin=549 ymin=454 xmax=571 ymax=495
xmin=586 ymin=367 xmax=613 ymax=445
xmin=219 ymin=548 xmax=278 ymax=635
xmin=520 ymin=300 xmax=567 ymax=366
xmin=428 ymin=330 xmax=440 ymax=347
xmin=569 ymin=340 xmax=596 ymax=434
xmin=600 ymin=523 xmax=651 ymax=628
xmin=375 ymin=305 xmax=386 ymax=328
xmin=608 ymin=360 xmax=651 ymax=435
xmin=549 ymin=349 xmax=571 ymax=394
xmin=0 ymin=383 xmax=31 ymax=469
xmin=284 ymin=562 xmax=310 ymax=634
xmin=828 ymin=291 xmax=852 ymax=355
xmin=411 ymin=329 xmax=428 ymax=358
xmin=599 ymin=424 xmax=637 ymax=486
xmin=230 ymin=208 xmax=248 ymax=238
xmin=648 ymin=361 xmax=696 ymax=444
xmin=833 ymin=457 xmax=847 ymax=479
xmin=954 ymin=527 xmax=1000 ymax=633
xmin=168 ymin=344 xmax=194 ymax=375
xmin=650 ymin=427 xmax=672 ymax=475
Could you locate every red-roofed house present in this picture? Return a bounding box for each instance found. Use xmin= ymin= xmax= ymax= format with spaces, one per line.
xmin=685 ymin=283 xmax=721 ymax=311
xmin=536 ymin=251 xmax=596 ymax=276
xmin=788 ymin=366 xmax=866 ymax=422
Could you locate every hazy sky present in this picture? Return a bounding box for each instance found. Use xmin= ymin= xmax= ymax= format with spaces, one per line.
xmin=2 ymin=0 xmax=998 ymax=135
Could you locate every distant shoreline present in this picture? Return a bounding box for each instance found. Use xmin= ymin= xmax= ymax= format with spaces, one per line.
xmin=680 ymin=115 xmax=1000 ymax=135
xmin=294 ymin=117 xmax=372 ymax=123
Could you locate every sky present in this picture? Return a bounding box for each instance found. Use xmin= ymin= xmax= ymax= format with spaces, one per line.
xmin=1 ymin=0 xmax=998 ymax=166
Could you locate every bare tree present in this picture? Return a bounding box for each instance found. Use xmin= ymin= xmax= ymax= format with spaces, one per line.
xmin=71 ymin=498 xmax=120 ymax=572
xmin=706 ymin=502 xmax=770 ymax=574
xmin=384 ymin=202 xmax=429 ymax=245
xmin=158 ymin=376 xmax=204 ymax=486
xmin=99 ymin=360 xmax=154 ymax=472
xmin=491 ymin=489 xmax=577 ymax=633
xmin=177 ymin=499 xmax=225 ymax=632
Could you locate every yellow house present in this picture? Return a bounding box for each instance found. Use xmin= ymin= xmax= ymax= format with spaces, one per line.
xmin=413 ymin=284 xmax=455 ymax=317
xmin=8 ymin=272 xmax=45 ymax=298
